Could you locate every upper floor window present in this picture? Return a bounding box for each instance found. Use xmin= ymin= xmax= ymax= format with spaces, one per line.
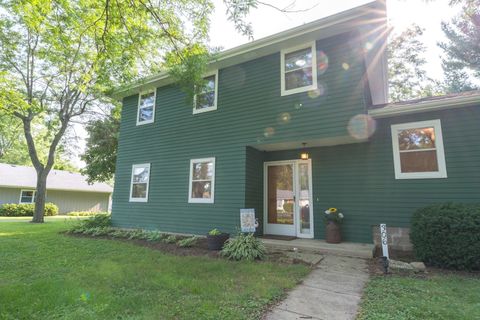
xmin=20 ymin=190 xmax=36 ymax=204
xmin=137 ymin=91 xmax=156 ymax=125
xmin=188 ymin=157 xmax=215 ymax=203
xmin=130 ymin=163 xmax=151 ymax=202
xmin=281 ymin=42 xmax=318 ymax=96
xmin=193 ymin=70 xmax=218 ymax=114
xmin=391 ymin=120 xmax=447 ymax=179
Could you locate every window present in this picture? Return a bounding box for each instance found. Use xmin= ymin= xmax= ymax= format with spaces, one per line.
xmin=130 ymin=163 xmax=151 ymax=202
xmin=193 ymin=70 xmax=218 ymax=114
xmin=137 ymin=91 xmax=156 ymax=125
xmin=281 ymin=42 xmax=317 ymax=96
xmin=188 ymin=158 xmax=215 ymax=203
xmin=19 ymin=190 xmax=36 ymax=204
xmin=391 ymin=120 xmax=447 ymax=179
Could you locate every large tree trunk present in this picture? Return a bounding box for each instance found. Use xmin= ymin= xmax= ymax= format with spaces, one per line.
xmin=31 ymin=169 xmax=49 ymax=223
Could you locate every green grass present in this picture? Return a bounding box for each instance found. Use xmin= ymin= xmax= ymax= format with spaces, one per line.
xmin=358 ymin=274 xmax=480 ymax=320
xmin=0 ymin=221 xmax=309 ymax=319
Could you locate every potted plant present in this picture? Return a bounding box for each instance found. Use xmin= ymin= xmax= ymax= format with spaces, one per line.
xmin=207 ymin=228 xmax=230 ymax=250
xmin=324 ymin=207 xmax=344 ymax=244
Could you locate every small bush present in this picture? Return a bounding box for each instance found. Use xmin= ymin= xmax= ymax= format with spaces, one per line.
xmin=178 ymin=236 xmax=198 ymax=247
xmin=82 ymin=214 xmax=111 ymax=229
xmin=0 ymin=203 xmax=58 ymax=216
xmin=411 ymin=203 xmax=480 ymax=270
xmin=145 ymin=231 xmax=167 ymax=242
xmin=67 ymin=211 xmax=106 ymax=216
xmin=221 ymin=233 xmax=266 ymax=261
xmin=162 ymin=235 xmax=178 ymax=244
xmin=208 ymin=228 xmax=222 ymax=236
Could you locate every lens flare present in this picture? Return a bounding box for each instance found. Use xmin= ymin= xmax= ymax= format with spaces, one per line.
xmin=342 ymin=63 xmax=350 ymax=70
xmin=294 ymin=103 xmax=303 ymax=110
xmin=347 ymin=114 xmax=377 ymax=140
xmin=364 ymin=42 xmax=373 ymax=51
xmin=264 ymin=127 xmax=275 ymax=138
xmin=317 ymin=51 xmax=329 ymax=75
xmin=278 ymin=112 xmax=291 ymax=124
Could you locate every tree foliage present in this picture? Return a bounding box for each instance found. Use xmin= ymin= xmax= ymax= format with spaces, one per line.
xmin=388 ymin=25 xmax=442 ymax=102
xmin=81 ymin=105 xmax=120 ymax=184
xmin=439 ymin=0 xmax=479 ymax=92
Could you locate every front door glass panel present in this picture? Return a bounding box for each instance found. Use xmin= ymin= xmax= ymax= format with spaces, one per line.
xmin=267 ymin=164 xmax=294 ymax=225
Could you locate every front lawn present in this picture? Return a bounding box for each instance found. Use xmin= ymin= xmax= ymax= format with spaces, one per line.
xmin=358 ymin=274 xmax=480 ymax=320
xmin=0 ymin=222 xmax=308 ymax=319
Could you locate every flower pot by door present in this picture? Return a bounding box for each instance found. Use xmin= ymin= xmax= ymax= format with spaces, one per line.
xmin=206 ymin=233 xmax=230 ymax=250
xmin=326 ymin=221 xmax=341 ymax=244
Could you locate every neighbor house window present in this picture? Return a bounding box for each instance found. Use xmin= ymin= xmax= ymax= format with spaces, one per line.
xmin=391 ymin=120 xmax=447 ymax=179
xmin=193 ymin=70 xmax=218 ymax=114
xmin=19 ymin=190 xmax=36 ymax=204
xmin=281 ymin=42 xmax=317 ymax=96
xmin=130 ymin=163 xmax=151 ymax=202
xmin=188 ymin=158 xmax=215 ymax=203
xmin=137 ymin=91 xmax=156 ymax=125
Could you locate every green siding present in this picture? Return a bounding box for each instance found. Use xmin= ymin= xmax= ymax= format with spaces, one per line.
xmin=113 ymin=32 xmax=369 ymax=236
xmin=264 ymin=106 xmax=480 ymax=242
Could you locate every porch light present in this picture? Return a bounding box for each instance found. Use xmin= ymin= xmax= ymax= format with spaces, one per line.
xmin=300 ymin=143 xmax=309 ymax=160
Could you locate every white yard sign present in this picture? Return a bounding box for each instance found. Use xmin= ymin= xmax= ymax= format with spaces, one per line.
xmin=380 ymin=223 xmax=389 ymax=259
xmin=240 ymin=209 xmax=257 ymax=233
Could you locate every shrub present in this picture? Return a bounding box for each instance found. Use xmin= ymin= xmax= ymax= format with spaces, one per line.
xmin=208 ymin=228 xmax=222 ymax=236
xmin=67 ymin=211 xmax=106 ymax=216
xmin=162 ymin=235 xmax=178 ymax=244
xmin=82 ymin=213 xmax=111 ymax=229
xmin=221 ymin=233 xmax=266 ymax=261
xmin=411 ymin=203 xmax=480 ymax=270
xmin=178 ymin=236 xmax=198 ymax=247
xmin=145 ymin=231 xmax=167 ymax=242
xmin=0 ymin=203 xmax=58 ymax=216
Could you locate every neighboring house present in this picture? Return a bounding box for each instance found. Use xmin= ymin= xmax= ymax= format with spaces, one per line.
xmin=110 ymin=1 xmax=480 ymax=250
xmin=0 ymin=163 xmax=112 ymax=214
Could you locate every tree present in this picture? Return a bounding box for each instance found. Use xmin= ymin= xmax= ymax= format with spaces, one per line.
xmin=81 ymin=105 xmax=120 ymax=184
xmin=388 ymin=25 xmax=442 ymax=102
xmin=0 ymin=0 xmax=212 ymax=222
xmin=439 ymin=0 xmax=479 ymax=92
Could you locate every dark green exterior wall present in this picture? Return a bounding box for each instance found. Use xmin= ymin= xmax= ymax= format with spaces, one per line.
xmin=264 ymin=106 xmax=480 ymax=242
xmin=112 ymin=32 xmax=368 ymax=235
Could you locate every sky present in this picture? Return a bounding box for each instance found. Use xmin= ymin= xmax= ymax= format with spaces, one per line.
xmin=72 ymin=0 xmax=460 ymax=168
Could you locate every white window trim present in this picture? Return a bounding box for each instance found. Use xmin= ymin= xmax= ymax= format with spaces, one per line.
xmin=188 ymin=157 xmax=215 ymax=203
xmin=136 ymin=90 xmax=156 ymax=126
xmin=129 ymin=163 xmax=151 ymax=202
xmin=19 ymin=189 xmax=36 ymax=204
xmin=391 ymin=119 xmax=447 ymax=179
xmin=193 ymin=70 xmax=219 ymax=114
xmin=280 ymin=41 xmax=318 ymax=96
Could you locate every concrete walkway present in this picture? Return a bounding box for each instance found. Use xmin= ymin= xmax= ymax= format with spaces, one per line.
xmin=265 ymin=255 xmax=369 ymax=320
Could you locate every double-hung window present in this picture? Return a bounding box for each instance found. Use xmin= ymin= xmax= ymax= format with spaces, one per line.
xmin=281 ymin=42 xmax=317 ymax=96
xmin=130 ymin=163 xmax=151 ymax=202
xmin=391 ymin=120 xmax=447 ymax=179
xmin=19 ymin=190 xmax=36 ymax=204
xmin=188 ymin=158 xmax=215 ymax=203
xmin=137 ymin=91 xmax=156 ymax=125
xmin=193 ymin=70 xmax=218 ymax=114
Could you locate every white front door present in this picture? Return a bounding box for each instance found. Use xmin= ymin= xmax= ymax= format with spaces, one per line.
xmin=264 ymin=160 xmax=313 ymax=238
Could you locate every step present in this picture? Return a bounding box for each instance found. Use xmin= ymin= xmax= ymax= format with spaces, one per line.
xmin=261 ymin=238 xmax=375 ymax=259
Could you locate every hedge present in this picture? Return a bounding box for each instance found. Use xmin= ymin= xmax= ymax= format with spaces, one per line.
xmin=0 ymin=203 xmax=59 ymax=217
xmin=411 ymin=203 xmax=480 ymax=270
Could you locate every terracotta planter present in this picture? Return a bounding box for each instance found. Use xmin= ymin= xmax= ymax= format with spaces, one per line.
xmin=326 ymin=221 xmax=341 ymax=244
xmin=206 ymin=233 xmax=230 ymax=250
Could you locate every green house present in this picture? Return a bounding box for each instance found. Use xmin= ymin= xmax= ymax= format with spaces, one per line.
xmin=111 ymin=1 xmax=480 ymax=250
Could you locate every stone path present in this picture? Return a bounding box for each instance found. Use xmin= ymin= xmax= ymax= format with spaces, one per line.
xmin=265 ymin=255 xmax=369 ymax=320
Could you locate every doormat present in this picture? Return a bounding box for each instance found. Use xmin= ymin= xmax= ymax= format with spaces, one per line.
xmin=261 ymin=235 xmax=297 ymax=241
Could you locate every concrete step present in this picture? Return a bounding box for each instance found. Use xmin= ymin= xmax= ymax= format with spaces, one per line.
xmin=261 ymin=238 xmax=374 ymax=259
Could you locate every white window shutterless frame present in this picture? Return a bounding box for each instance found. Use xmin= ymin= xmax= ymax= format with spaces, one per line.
xmin=280 ymin=42 xmax=318 ymax=96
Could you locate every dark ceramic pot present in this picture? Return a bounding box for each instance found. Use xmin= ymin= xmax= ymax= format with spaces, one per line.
xmin=326 ymin=221 xmax=341 ymax=244
xmin=206 ymin=233 xmax=230 ymax=250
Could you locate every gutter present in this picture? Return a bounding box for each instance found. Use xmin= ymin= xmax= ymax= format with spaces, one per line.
xmin=368 ymin=94 xmax=480 ymax=119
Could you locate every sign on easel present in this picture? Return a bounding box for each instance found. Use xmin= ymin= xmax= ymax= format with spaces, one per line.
xmin=240 ymin=209 xmax=257 ymax=233
xmin=380 ymin=223 xmax=389 ymax=259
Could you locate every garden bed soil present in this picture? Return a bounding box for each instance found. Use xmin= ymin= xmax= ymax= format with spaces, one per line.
xmin=66 ymin=232 xmax=307 ymax=265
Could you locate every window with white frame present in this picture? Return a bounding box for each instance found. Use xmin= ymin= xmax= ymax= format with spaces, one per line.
xmin=19 ymin=190 xmax=36 ymax=204
xmin=391 ymin=120 xmax=447 ymax=179
xmin=188 ymin=158 xmax=215 ymax=203
xmin=281 ymin=42 xmax=317 ymax=96
xmin=137 ymin=91 xmax=156 ymax=125
xmin=193 ymin=71 xmax=218 ymax=114
xmin=130 ymin=163 xmax=151 ymax=202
